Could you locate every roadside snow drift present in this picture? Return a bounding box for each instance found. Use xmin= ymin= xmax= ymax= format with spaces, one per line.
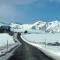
xmin=0 ymin=33 xmax=20 ymax=60
xmin=21 ymin=33 xmax=60 ymax=60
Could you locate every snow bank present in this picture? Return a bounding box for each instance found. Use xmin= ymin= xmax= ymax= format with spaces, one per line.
xmin=0 ymin=43 xmax=20 ymax=60
xmin=21 ymin=34 xmax=60 ymax=60
xmin=30 ymin=43 xmax=60 ymax=60
xmin=0 ymin=33 xmax=20 ymax=60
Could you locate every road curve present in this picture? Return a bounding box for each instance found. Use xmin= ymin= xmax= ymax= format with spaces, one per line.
xmin=8 ymin=33 xmax=54 ymax=60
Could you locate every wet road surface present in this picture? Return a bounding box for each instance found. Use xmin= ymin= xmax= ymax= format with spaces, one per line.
xmin=8 ymin=33 xmax=54 ymax=60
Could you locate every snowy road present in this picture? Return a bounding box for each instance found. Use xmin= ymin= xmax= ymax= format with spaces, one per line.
xmin=8 ymin=33 xmax=54 ymax=60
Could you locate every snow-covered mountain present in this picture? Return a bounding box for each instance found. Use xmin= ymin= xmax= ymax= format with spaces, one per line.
xmin=0 ymin=22 xmax=7 ymax=26
xmin=31 ymin=21 xmax=46 ymax=30
xmin=10 ymin=23 xmax=22 ymax=29
xmin=9 ymin=20 xmax=60 ymax=33
xmin=31 ymin=20 xmax=60 ymax=32
xmin=46 ymin=21 xmax=60 ymax=32
xmin=0 ymin=23 xmax=4 ymax=26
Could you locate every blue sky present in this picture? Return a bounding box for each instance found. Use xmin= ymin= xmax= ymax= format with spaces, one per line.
xmin=0 ymin=0 xmax=60 ymax=24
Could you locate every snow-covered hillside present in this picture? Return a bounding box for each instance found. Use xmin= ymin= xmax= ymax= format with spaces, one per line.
xmin=31 ymin=21 xmax=46 ymax=30
xmin=9 ymin=20 xmax=60 ymax=33
xmin=46 ymin=21 xmax=60 ymax=32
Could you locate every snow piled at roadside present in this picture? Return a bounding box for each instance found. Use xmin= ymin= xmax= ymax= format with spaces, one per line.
xmin=21 ymin=34 xmax=60 ymax=60
xmin=0 ymin=33 xmax=20 ymax=60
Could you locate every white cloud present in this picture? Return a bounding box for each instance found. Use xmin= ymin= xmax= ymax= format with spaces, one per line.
xmin=0 ymin=4 xmax=17 ymax=23
xmin=0 ymin=0 xmax=37 ymax=5
xmin=11 ymin=0 xmax=33 ymax=5
xmin=0 ymin=5 xmax=15 ymax=17
xmin=0 ymin=0 xmax=60 ymax=23
xmin=0 ymin=3 xmax=27 ymax=23
xmin=0 ymin=0 xmax=38 ymax=23
xmin=0 ymin=0 xmax=60 ymax=6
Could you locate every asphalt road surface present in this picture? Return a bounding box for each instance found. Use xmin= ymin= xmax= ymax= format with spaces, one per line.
xmin=8 ymin=33 xmax=54 ymax=60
